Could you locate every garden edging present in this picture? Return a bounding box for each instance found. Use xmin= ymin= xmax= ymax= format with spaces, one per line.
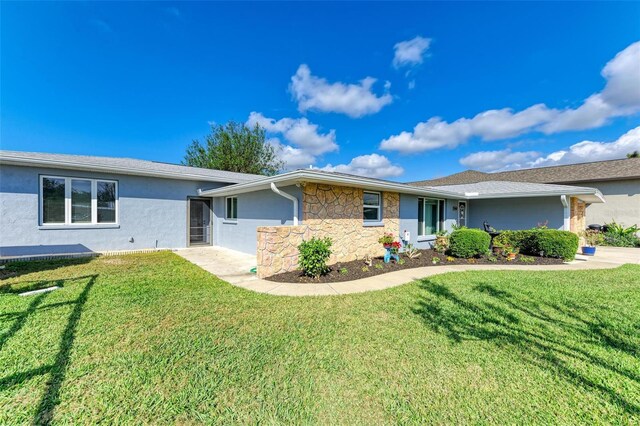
xmin=232 ymin=260 xmax=623 ymax=297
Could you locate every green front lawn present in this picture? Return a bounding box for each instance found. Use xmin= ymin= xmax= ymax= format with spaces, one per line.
xmin=1 ymin=253 xmax=639 ymax=424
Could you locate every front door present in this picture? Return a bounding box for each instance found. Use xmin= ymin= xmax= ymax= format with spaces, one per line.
xmin=458 ymin=201 xmax=467 ymax=227
xmin=189 ymin=198 xmax=212 ymax=245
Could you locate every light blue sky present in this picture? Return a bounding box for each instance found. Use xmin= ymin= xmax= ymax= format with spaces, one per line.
xmin=2 ymin=2 xmax=639 ymax=181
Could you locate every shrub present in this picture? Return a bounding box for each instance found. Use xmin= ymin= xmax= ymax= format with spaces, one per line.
xmin=448 ymin=229 xmax=491 ymax=258
xmin=602 ymin=232 xmax=640 ymax=248
xmin=494 ymin=229 xmax=579 ymax=260
xmin=298 ymin=237 xmax=332 ymax=278
xmin=494 ymin=230 xmax=536 ymax=252
xmin=601 ymin=221 xmax=640 ymax=247
xmin=533 ymin=230 xmax=579 ymax=260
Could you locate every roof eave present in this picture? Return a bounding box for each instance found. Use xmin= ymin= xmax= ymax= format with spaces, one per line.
xmin=464 ymin=189 xmax=604 ymax=203
xmin=199 ymin=170 xmax=465 ymax=199
xmin=0 ymin=155 xmax=254 ymax=184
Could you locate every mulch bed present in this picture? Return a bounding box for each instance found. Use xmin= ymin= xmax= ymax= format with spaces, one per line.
xmin=266 ymin=249 xmax=565 ymax=284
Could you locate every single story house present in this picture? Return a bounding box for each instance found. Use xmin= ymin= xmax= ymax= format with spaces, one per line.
xmin=0 ymin=150 xmax=604 ymax=277
xmin=410 ymin=158 xmax=640 ymax=228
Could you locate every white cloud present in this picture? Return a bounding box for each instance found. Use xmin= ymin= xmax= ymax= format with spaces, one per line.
xmin=459 ymin=126 xmax=640 ymax=171
xmin=320 ymin=153 xmax=404 ymax=179
xmin=459 ymin=149 xmax=541 ymax=172
xmin=381 ymin=41 xmax=640 ymax=153
xmin=247 ymin=112 xmax=338 ymax=170
xmin=393 ymin=36 xmax=431 ymax=68
xmin=247 ymin=112 xmax=337 ymax=156
xmin=289 ymin=64 xmax=393 ymax=118
xmin=542 ymin=41 xmax=640 ymax=133
xmin=266 ymin=138 xmax=316 ymax=170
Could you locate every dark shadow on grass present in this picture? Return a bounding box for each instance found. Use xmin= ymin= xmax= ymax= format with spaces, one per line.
xmin=412 ymin=278 xmax=640 ymax=416
xmin=0 ymin=274 xmax=97 ymax=424
xmin=0 ymin=292 xmax=50 ymax=351
xmin=33 ymin=274 xmax=96 ymax=425
xmin=0 ymin=256 xmax=94 ymax=283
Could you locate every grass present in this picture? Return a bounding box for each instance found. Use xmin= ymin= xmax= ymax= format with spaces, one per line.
xmin=1 ymin=252 xmax=639 ymax=424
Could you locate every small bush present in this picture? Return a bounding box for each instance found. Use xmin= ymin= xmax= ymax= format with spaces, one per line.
xmin=603 ymin=232 xmax=640 ymax=248
xmin=494 ymin=229 xmax=579 ymax=260
xmin=298 ymin=237 xmax=332 ymax=278
xmin=448 ymin=229 xmax=491 ymax=258
xmin=535 ymin=230 xmax=579 ymax=260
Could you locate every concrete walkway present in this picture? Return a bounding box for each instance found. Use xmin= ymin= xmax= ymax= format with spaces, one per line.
xmin=175 ymin=246 xmax=640 ymax=297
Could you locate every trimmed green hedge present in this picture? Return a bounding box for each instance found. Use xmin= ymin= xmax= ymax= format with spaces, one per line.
xmin=448 ymin=229 xmax=491 ymax=258
xmin=495 ymin=229 xmax=579 ymax=260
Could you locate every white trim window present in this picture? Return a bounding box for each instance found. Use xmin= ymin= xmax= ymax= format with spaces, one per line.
xmin=225 ymin=196 xmax=238 ymax=221
xmin=40 ymin=176 xmax=118 ymax=225
xmin=418 ymin=198 xmax=445 ymax=236
xmin=363 ymin=191 xmax=381 ymax=222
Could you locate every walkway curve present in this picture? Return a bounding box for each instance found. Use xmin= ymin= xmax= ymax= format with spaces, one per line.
xmin=176 ymin=246 xmax=639 ymax=297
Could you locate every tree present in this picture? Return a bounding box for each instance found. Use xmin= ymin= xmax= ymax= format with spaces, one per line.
xmin=627 ymin=150 xmax=640 ymax=158
xmin=183 ymin=121 xmax=284 ymax=175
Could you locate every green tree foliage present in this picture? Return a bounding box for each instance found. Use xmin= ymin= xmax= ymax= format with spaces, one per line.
xmin=627 ymin=150 xmax=639 ymax=158
xmin=183 ymin=121 xmax=284 ymax=175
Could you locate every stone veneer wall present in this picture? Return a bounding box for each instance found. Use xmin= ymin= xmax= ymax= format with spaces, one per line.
xmin=256 ymin=183 xmax=400 ymax=278
xmin=570 ymin=197 xmax=586 ymax=233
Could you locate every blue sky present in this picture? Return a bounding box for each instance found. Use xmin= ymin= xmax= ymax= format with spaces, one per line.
xmin=2 ymin=2 xmax=639 ymax=181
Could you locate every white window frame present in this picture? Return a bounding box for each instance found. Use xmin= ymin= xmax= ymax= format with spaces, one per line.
xmin=39 ymin=175 xmax=119 ymax=226
xmin=225 ymin=196 xmax=238 ymax=221
xmin=363 ymin=191 xmax=382 ymax=222
xmin=418 ymin=198 xmax=445 ymax=236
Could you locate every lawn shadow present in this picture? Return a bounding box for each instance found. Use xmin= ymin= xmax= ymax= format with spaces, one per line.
xmin=0 ymin=256 xmax=94 ymax=284
xmin=412 ymin=277 xmax=640 ymax=416
xmin=0 ymin=274 xmax=97 ymax=425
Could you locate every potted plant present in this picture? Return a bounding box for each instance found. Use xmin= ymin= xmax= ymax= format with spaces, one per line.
xmin=580 ymin=229 xmax=603 ymax=256
xmin=504 ymin=246 xmax=519 ymax=261
xmin=492 ymin=242 xmax=504 ymax=255
xmin=378 ymin=233 xmax=400 ymax=263
xmin=378 ymin=233 xmax=395 ymax=248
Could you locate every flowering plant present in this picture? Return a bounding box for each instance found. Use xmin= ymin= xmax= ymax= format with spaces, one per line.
xmin=378 ymin=233 xmax=395 ymax=245
xmin=389 ymin=241 xmax=402 ymax=251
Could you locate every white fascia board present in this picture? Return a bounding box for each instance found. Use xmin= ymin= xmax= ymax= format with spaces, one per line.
xmin=461 ymin=188 xmax=604 ymax=202
xmin=0 ymin=156 xmax=250 ymax=184
xmin=199 ymin=170 xmax=464 ymax=199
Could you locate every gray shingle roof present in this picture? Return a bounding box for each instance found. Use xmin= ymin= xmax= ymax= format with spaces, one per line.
xmin=0 ymin=150 xmax=264 ymax=183
xmin=410 ymin=158 xmax=640 ymax=186
xmin=428 ymin=180 xmax=600 ymax=196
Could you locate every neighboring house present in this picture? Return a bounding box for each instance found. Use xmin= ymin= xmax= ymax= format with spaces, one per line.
xmin=410 ymin=158 xmax=640 ymax=228
xmin=0 ymin=150 xmax=604 ymax=277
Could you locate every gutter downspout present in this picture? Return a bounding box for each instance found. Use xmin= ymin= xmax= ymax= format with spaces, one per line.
xmin=560 ymin=195 xmax=570 ymax=231
xmin=271 ymin=182 xmax=299 ymax=225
